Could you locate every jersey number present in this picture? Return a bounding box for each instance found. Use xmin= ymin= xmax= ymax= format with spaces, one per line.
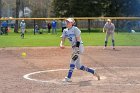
xmin=68 ymin=37 xmax=72 ymax=42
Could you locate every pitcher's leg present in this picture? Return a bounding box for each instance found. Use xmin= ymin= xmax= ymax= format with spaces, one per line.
xmin=75 ymin=57 xmax=94 ymax=74
xmin=78 ymin=65 xmax=100 ymax=80
xmin=67 ymin=64 xmax=75 ymax=79
xmin=64 ymin=56 xmax=77 ymax=82
xmin=79 ymin=65 xmax=94 ymax=74
xmin=75 ymin=56 xmax=100 ymax=80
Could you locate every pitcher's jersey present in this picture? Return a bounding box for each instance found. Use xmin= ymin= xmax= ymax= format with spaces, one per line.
xmin=62 ymin=26 xmax=83 ymax=47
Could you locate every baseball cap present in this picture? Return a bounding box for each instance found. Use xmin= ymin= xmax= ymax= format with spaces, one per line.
xmin=66 ymin=18 xmax=75 ymax=23
xmin=107 ymin=19 xmax=111 ymax=22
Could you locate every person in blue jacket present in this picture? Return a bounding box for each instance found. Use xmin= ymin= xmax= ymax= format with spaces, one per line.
xmin=51 ymin=20 xmax=57 ymax=34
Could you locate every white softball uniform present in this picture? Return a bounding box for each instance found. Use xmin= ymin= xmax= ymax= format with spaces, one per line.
xmin=104 ymin=22 xmax=115 ymax=41
xmin=61 ymin=26 xmax=96 ymax=80
xmin=62 ymin=26 xmax=84 ymax=68
xmin=20 ymin=22 xmax=26 ymax=33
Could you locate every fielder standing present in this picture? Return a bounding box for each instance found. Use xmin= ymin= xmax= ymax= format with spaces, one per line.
xmin=103 ymin=19 xmax=115 ymax=49
xmin=60 ymin=18 xmax=100 ymax=82
xmin=20 ymin=20 xmax=26 ymax=39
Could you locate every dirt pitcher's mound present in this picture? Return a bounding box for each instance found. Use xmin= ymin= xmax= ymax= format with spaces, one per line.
xmin=0 ymin=46 xmax=140 ymax=93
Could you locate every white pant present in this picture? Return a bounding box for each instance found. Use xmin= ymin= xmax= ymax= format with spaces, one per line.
xmin=21 ymin=28 xmax=25 ymax=34
xmin=105 ymin=31 xmax=115 ymax=41
xmin=70 ymin=44 xmax=84 ymax=69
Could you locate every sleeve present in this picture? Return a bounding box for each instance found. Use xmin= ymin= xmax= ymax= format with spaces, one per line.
xmin=74 ymin=27 xmax=81 ymax=37
xmin=61 ymin=29 xmax=66 ymax=38
xmin=103 ymin=23 xmax=107 ymax=29
xmin=113 ymin=24 xmax=115 ymax=31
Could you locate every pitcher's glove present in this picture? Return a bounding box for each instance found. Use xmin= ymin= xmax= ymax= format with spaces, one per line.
xmin=71 ymin=47 xmax=80 ymax=61
xmin=74 ymin=47 xmax=80 ymax=54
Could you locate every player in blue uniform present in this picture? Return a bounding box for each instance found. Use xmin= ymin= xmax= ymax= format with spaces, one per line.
xmin=60 ymin=18 xmax=100 ymax=82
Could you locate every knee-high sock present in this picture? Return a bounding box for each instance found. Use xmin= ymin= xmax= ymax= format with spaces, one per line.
xmin=67 ymin=64 xmax=75 ymax=79
xmin=105 ymin=41 xmax=107 ymax=47
xmin=80 ymin=65 xmax=95 ymax=74
xmin=112 ymin=39 xmax=115 ymax=46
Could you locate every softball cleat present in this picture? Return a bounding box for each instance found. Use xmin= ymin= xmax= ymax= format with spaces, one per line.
xmin=62 ymin=77 xmax=72 ymax=82
xmin=93 ymin=72 xmax=100 ymax=81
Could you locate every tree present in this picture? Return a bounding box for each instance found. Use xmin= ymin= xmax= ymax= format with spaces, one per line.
xmin=14 ymin=0 xmax=20 ymax=33
xmin=53 ymin=0 xmax=69 ymax=17
xmin=53 ymin=0 xmax=140 ymax=17
xmin=104 ymin=0 xmax=140 ymax=17
xmin=53 ymin=0 xmax=103 ymax=17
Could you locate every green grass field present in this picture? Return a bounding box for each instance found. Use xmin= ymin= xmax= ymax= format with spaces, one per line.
xmin=0 ymin=29 xmax=140 ymax=48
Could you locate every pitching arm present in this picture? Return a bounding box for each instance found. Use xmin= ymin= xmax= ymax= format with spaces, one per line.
xmin=60 ymin=37 xmax=66 ymax=49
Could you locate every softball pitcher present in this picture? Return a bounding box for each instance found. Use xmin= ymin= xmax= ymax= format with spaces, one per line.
xmin=60 ymin=18 xmax=100 ymax=82
xmin=103 ymin=19 xmax=115 ymax=49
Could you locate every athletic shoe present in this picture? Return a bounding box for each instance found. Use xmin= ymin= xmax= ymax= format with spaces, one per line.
xmin=103 ymin=46 xmax=106 ymax=49
xmin=93 ymin=72 xmax=100 ymax=80
xmin=112 ymin=46 xmax=115 ymax=50
xmin=62 ymin=77 xmax=72 ymax=82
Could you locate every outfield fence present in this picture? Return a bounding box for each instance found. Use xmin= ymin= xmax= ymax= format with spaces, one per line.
xmin=1 ymin=17 xmax=140 ymax=34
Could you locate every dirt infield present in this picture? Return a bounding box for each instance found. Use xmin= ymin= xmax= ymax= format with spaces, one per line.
xmin=0 ymin=46 xmax=140 ymax=93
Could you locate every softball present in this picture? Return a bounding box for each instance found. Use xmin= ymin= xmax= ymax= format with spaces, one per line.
xmin=21 ymin=52 xmax=26 ymax=57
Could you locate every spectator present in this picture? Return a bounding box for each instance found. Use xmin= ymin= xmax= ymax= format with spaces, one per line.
xmin=126 ymin=21 xmax=132 ymax=33
xmin=47 ymin=21 xmax=51 ymax=33
xmin=137 ymin=21 xmax=140 ymax=28
xmin=61 ymin=20 xmax=66 ymax=32
xmin=0 ymin=27 xmax=3 ymax=35
xmin=35 ymin=24 xmax=39 ymax=33
xmin=1 ymin=21 xmax=8 ymax=35
xmin=51 ymin=20 xmax=57 ymax=34
xmin=42 ymin=21 xmax=47 ymax=32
